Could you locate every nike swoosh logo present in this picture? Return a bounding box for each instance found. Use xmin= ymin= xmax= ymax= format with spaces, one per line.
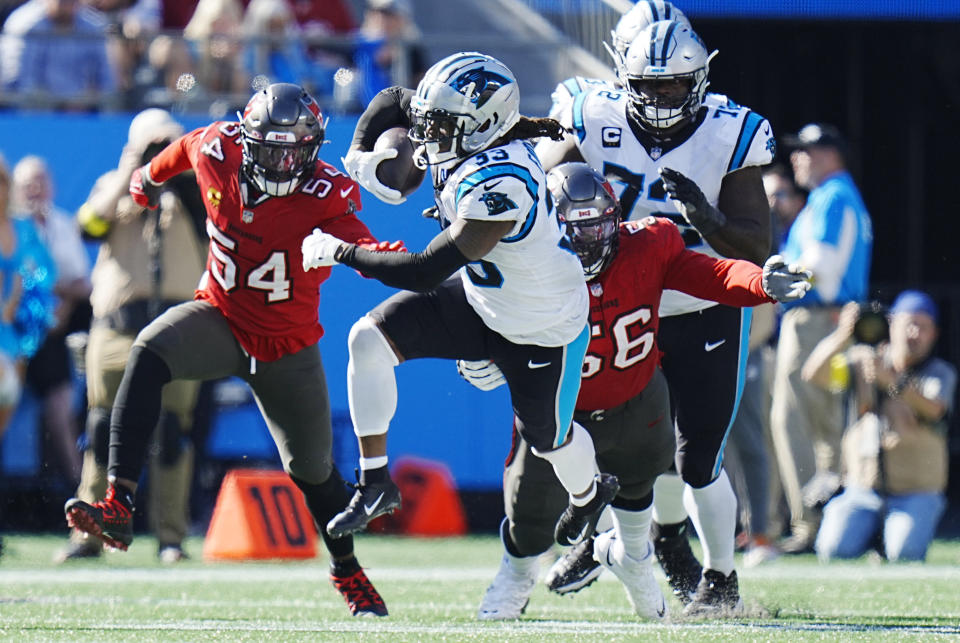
xmin=527 ymin=360 xmax=551 ymax=369
xmin=764 ymin=125 xmax=771 ymax=135
xmin=704 ymin=339 xmax=726 ymax=352
xmin=483 ymin=179 xmax=503 ymax=191
xmin=657 ymin=600 xmax=666 ymax=618
xmin=605 ymin=544 xmax=614 ymax=567
xmin=363 ymin=493 xmax=384 ymax=516
xmin=340 ymin=185 xmax=354 ymax=198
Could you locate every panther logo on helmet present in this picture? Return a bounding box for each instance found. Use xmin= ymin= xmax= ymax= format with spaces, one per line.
xmin=239 ymin=83 xmax=325 ymax=197
xmin=408 ymin=52 xmax=520 ymax=168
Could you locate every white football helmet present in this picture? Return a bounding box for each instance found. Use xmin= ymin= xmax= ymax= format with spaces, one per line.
xmin=618 ymin=20 xmax=716 ymax=132
xmin=408 ymin=52 xmax=520 ymax=167
xmin=611 ymin=0 xmax=690 ymax=58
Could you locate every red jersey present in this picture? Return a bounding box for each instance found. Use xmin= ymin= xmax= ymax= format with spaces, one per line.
xmin=578 ymin=217 xmax=772 ymax=411
xmin=148 ymin=121 xmax=375 ymax=361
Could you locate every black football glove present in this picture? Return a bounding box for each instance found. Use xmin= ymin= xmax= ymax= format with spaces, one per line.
xmin=659 ymin=166 xmax=727 ymax=237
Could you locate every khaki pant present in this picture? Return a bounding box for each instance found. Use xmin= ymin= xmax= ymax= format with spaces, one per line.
xmin=76 ymin=324 xmax=199 ymax=547
xmin=769 ymin=306 xmax=844 ymax=538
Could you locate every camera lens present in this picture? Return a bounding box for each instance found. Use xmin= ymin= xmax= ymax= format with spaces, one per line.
xmin=853 ymin=302 xmax=889 ymax=345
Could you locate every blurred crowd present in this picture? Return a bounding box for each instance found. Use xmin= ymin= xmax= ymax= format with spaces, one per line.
xmin=0 ymin=0 xmax=427 ymax=116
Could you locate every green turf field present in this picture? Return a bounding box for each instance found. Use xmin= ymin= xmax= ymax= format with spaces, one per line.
xmin=1 ymin=533 xmax=959 ymax=641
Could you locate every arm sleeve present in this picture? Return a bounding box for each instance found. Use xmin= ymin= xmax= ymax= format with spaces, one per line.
xmin=147 ymin=128 xmax=206 ymax=184
xmin=335 ymin=228 xmax=469 ymax=292
xmin=659 ymin=221 xmax=772 ymax=306
xmin=350 ymin=86 xmax=415 ymax=151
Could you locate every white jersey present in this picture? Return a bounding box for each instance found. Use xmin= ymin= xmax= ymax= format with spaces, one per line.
xmin=562 ymin=89 xmax=774 ymax=317
xmin=548 ymin=76 xmax=616 ymax=121
xmin=436 ymin=139 xmax=588 ymax=347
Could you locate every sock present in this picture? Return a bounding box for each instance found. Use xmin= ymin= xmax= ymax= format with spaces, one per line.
xmin=532 ymin=422 xmax=598 ymax=502
xmin=684 ymin=469 xmax=737 ymax=575
xmin=612 ymin=505 xmax=654 ymax=562
xmin=500 ymin=517 xmax=540 ymax=575
xmin=594 ymin=506 xmax=615 ymax=534
xmin=652 ymin=473 xmax=688 ymax=525
xmin=330 ymin=554 xmax=361 ymax=577
xmin=290 ymin=470 xmax=355 ymax=560
xmin=360 ymin=464 xmax=390 ymax=486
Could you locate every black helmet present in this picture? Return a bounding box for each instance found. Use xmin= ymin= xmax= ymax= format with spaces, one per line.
xmin=547 ymin=162 xmax=622 ymax=280
xmin=240 ymin=83 xmax=324 ymax=196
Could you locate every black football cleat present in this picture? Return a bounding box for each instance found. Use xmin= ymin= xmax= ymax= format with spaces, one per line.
xmin=326 ymin=478 xmax=401 ymax=539
xmin=683 ymin=569 xmax=744 ymax=617
xmin=64 ymin=484 xmax=135 ymax=551
xmin=331 ymin=566 xmax=389 ymax=617
xmin=545 ymin=532 xmax=604 ymax=595
xmin=653 ymin=524 xmax=703 ymax=606
xmin=554 ymin=473 xmax=619 ymax=547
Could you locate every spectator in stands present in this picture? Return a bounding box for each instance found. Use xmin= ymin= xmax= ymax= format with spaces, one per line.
xmin=11 ymin=156 xmax=91 ymax=487
xmin=9 ymin=0 xmax=117 ymax=108
xmin=762 ymin=163 xmax=806 ymax=252
xmin=350 ymin=0 xmax=426 ymax=107
xmin=1 ymin=0 xmax=46 ymax=91
xmin=55 ymin=108 xmax=206 ymax=563
xmin=182 ymin=0 xmax=248 ymax=102
xmin=769 ymin=123 xmax=873 ymax=554
xmin=241 ymin=0 xmax=316 ymax=92
xmin=802 ymin=292 xmax=955 ymax=562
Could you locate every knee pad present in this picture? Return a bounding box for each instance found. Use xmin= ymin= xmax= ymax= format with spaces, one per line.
xmin=155 ymin=411 xmax=187 ymax=467
xmin=86 ymin=406 xmax=112 ymax=466
xmin=676 ymin=452 xmax=720 ymax=489
xmin=348 ymin=316 xmax=399 ymax=371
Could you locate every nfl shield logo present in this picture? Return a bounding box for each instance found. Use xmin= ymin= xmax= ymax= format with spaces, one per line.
xmin=650 ymin=146 xmax=662 ymax=160
xmin=590 ymin=282 xmax=603 ymax=297
xmin=242 ymin=210 xmax=254 ymax=223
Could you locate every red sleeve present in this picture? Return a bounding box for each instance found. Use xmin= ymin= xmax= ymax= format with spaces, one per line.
xmin=658 ymin=221 xmax=773 ymax=307
xmin=147 ymin=127 xmax=206 ymax=183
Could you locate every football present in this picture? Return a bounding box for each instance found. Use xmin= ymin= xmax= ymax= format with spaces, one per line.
xmin=374 ymin=126 xmax=425 ymax=198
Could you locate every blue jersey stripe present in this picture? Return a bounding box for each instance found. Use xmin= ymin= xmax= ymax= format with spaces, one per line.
xmin=727 ymin=110 xmax=764 ymax=172
xmin=572 ymin=88 xmax=590 ymax=142
xmin=554 ymin=324 xmax=590 ymax=447
xmin=711 ymin=307 xmax=752 ymax=479
xmin=563 ymin=78 xmax=581 ymax=99
xmin=455 ymin=162 xmax=539 ymax=243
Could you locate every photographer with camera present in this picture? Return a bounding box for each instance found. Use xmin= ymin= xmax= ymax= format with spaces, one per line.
xmin=800 ymin=291 xmax=956 ymax=562
xmin=56 ymin=108 xmax=207 ymax=563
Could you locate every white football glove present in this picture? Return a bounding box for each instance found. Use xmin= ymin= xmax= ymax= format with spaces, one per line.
xmin=456 ymin=359 xmax=506 ymax=392
xmin=341 ymin=148 xmax=406 ymax=205
xmin=761 ymin=254 xmax=813 ymax=302
xmin=301 ymin=228 xmax=344 ymax=271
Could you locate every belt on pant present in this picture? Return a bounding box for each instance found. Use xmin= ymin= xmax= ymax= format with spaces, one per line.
xmin=573 ymin=399 xmax=631 ymax=423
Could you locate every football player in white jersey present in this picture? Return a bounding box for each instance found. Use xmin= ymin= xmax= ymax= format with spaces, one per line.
xmin=301 ymin=52 xmax=618 ymax=555
xmin=546 ymin=0 xmax=691 ymax=121
xmin=537 ymin=20 xmax=775 ymax=616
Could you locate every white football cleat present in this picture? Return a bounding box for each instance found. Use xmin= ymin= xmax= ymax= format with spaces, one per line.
xmin=477 ymin=553 xmax=539 ymax=620
xmin=595 ymin=531 xmax=669 ymax=621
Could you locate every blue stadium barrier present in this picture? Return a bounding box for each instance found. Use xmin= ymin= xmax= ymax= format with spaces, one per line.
xmin=1 ymin=111 xmax=516 ymax=490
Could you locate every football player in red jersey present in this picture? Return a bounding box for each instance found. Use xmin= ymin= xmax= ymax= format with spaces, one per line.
xmin=467 ymin=163 xmax=810 ymax=620
xmin=64 ymin=83 xmax=399 ymax=617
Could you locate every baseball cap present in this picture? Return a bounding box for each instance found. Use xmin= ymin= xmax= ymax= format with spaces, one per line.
xmin=782 ymin=123 xmax=848 ymax=158
xmin=890 ymin=290 xmax=938 ymax=323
